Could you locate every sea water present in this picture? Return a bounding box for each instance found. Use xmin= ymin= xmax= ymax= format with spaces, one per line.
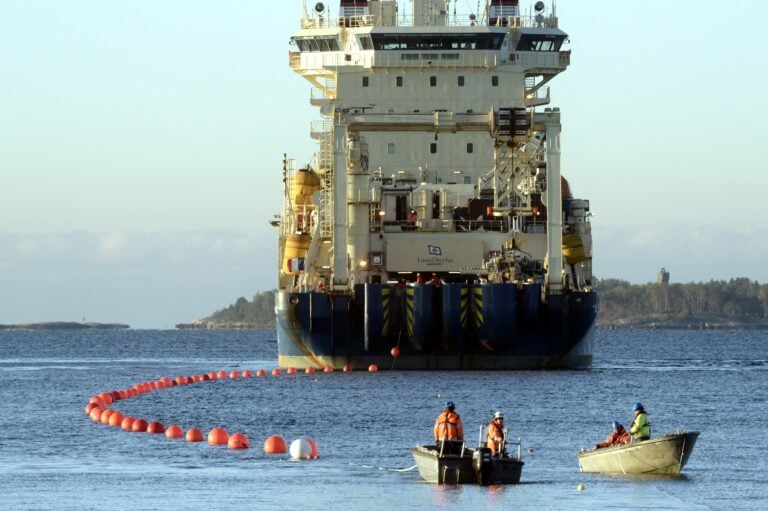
xmin=0 ymin=328 xmax=765 ymax=510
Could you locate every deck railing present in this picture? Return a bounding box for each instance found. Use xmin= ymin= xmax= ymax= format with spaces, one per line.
xmin=299 ymin=14 xmax=558 ymax=30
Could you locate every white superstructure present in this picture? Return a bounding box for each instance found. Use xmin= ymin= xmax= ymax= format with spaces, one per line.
xmin=277 ymin=0 xmax=593 ymax=299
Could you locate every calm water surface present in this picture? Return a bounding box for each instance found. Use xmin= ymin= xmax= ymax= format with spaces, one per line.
xmin=0 ymin=328 xmax=765 ymax=510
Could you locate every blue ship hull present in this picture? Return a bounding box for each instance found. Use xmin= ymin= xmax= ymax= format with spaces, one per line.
xmin=276 ymin=283 xmax=597 ymax=370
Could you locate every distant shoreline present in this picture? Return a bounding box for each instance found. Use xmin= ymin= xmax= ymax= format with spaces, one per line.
xmin=0 ymin=322 xmax=130 ymax=330
xmin=174 ymin=319 xmax=768 ymax=331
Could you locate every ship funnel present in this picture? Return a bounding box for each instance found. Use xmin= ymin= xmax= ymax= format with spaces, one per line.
xmin=488 ymin=0 xmax=519 ymax=27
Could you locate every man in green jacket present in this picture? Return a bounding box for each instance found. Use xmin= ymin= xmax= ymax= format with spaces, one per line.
xmin=630 ymin=402 xmax=651 ymax=442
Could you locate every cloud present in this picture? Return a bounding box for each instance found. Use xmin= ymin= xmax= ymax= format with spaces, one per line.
xmin=0 ymin=229 xmax=276 ymax=328
xmin=98 ymin=231 xmax=128 ymax=259
xmin=593 ymin=222 xmax=768 ymax=284
xmin=629 ymin=228 xmax=660 ymax=248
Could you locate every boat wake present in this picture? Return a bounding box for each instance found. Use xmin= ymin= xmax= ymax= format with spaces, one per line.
xmin=350 ymin=462 xmax=418 ymax=472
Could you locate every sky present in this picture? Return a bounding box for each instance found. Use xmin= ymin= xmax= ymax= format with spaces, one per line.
xmin=1 ymin=1 xmax=767 ymax=328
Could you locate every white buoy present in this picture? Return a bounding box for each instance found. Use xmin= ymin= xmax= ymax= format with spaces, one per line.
xmin=290 ymin=438 xmax=312 ymax=459
xmin=577 ymin=483 xmax=586 ymax=491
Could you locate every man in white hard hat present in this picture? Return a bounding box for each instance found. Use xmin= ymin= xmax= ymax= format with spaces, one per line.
xmin=486 ymin=411 xmax=506 ymax=457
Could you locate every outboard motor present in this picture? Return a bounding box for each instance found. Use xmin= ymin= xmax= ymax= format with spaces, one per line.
xmin=472 ymin=447 xmax=494 ymax=485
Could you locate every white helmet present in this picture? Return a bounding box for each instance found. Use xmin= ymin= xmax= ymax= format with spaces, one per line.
xmin=493 ymin=411 xmax=504 ymax=420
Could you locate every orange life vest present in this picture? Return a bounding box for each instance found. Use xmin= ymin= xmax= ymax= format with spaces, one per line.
xmin=434 ymin=409 xmax=464 ymax=441
xmin=486 ymin=421 xmax=505 ymax=455
xmin=596 ymin=427 xmax=631 ymax=448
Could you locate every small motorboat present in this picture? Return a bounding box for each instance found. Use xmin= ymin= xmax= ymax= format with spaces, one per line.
xmin=577 ymin=431 xmax=699 ymax=475
xmin=411 ymin=440 xmax=524 ymax=484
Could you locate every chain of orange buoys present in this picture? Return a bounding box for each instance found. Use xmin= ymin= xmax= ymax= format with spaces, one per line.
xmin=83 ymin=363 xmax=383 ymax=458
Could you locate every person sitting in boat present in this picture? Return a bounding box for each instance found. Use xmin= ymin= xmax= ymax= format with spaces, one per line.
xmin=486 ymin=411 xmax=506 ymax=457
xmin=434 ymin=401 xmax=464 ymax=453
xmin=630 ymin=402 xmax=652 ymax=442
xmin=594 ymin=421 xmax=630 ymax=449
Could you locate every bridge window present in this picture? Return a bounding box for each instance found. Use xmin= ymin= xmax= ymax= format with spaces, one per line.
xmin=430 ymin=76 xmax=437 ymax=87
xmin=492 ymin=76 xmax=499 ymax=87
xmin=359 ymin=35 xmax=373 ymax=50
xmin=396 ymin=76 xmax=403 ymax=87
xmin=458 ymin=76 xmax=465 ymax=87
xmin=371 ymin=33 xmax=505 ymax=51
xmin=516 ymin=34 xmax=566 ymax=52
xmin=362 ymin=76 xmax=369 ymax=87
xmin=430 ymin=143 xmax=437 ymax=154
xmin=292 ymin=36 xmax=341 ymax=52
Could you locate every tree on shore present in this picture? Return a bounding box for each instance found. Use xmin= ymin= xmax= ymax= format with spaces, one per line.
xmin=597 ymin=278 xmax=768 ymax=323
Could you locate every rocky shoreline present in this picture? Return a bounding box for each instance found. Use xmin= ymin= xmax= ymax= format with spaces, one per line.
xmin=174 ymin=318 xmax=768 ymax=331
xmin=0 ymin=322 xmax=130 ymax=330
xmin=598 ymin=315 xmax=768 ymax=330
xmin=175 ymin=321 xmax=273 ymax=330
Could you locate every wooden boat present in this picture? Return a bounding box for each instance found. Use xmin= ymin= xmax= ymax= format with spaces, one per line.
xmin=411 ymin=441 xmax=524 ymax=484
xmin=577 ymin=431 xmax=699 ymax=475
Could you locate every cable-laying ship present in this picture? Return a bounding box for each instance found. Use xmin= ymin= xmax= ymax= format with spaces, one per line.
xmin=274 ymin=0 xmax=597 ymax=369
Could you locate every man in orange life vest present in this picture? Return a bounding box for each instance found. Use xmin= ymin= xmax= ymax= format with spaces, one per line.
xmin=594 ymin=421 xmax=631 ymax=449
xmin=486 ymin=411 xmax=506 ymax=456
xmin=434 ymin=401 xmax=464 ymax=443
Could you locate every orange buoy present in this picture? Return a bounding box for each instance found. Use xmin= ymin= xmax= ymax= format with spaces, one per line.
xmin=263 ymin=435 xmax=287 ymax=454
xmin=242 ymin=370 xmax=253 ymax=378
xmin=147 ymin=421 xmax=165 ymax=434
xmin=89 ymin=395 xmax=104 ymax=404
xmin=192 ymin=375 xmax=203 ymax=383
xmin=390 ymin=346 xmax=400 ymax=357
xmin=228 ymin=433 xmax=250 ymax=450
xmin=161 ymin=377 xmax=173 ymax=387
xmin=108 ymin=412 xmax=125 ymax=427
xmin=306 ymin=438 xmax=319 ymax=459
xmin=305 ymin=366 xmax=315 ymax=374
xmin=208 ymin=427 xmax=229 ymax=445
xmin=286 ymin=367 xmax=297 ymax=375
xmin=368 ymin=364 xmax=378 ymax=372
xmin=186 ymin=427 xmax=204 ymax=442
xmin=98 ymin=393 xmax=114 ymax=405
xmin=323 ymin=366 xmax=334 ymax=373
xmin=117 ymin=389 xmax=128 ymax=400
xmin=85 ymin=402 xmax=99 ymax=415
xmin=216 ymin=370 xmax=228 ymax=379
xmin=89 ymin=407 xmax=104 ymax=422
xmin=207 ymin=371 xmax=218 ymax=380
xmin=229 ymin=370 xmax=240 ymax=379
xmin=175 ymin=376 xmax=187 ymax=386
xmin=100 ymin=409 xmax=116 ymax=425
xmin=256 ymin=369 xmax=266 ymax=377
xmin=272 ymin=368 xmax=281 ymax=376
xmin=165 ymin=425 xmax=183 ymax=439
xmin=343 ymin=364 xmax=352 ymax=372
xmin=121 ymin=416 xmax=136 ymax=431
xmin=131 ymin=419 xmax=148 ymax=432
